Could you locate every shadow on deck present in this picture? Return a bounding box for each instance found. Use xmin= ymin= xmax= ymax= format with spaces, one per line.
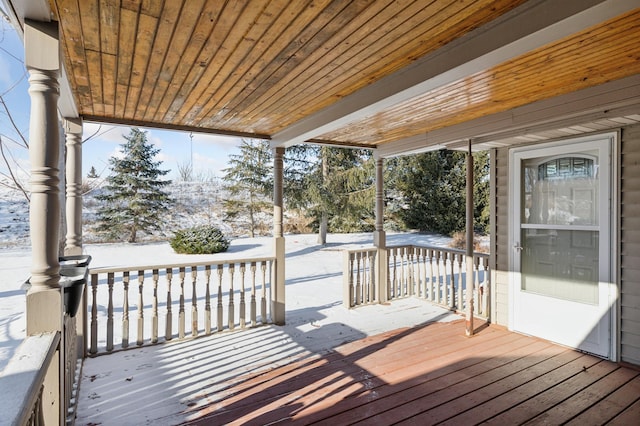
xmin=182 ymin=320 xmax=640 ymax=425
xmin=76 ymin=316 xmax=640 ymax=425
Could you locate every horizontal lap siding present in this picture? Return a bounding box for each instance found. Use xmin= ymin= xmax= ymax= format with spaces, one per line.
xmin=492 ymin=148 xmax=510 ymax=326
xmin=621 ymin=124 xmax=640 ymax=366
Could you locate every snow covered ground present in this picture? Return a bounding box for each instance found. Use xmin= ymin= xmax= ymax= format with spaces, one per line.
xmin=0 ymin=231 xmax=456 ymax=372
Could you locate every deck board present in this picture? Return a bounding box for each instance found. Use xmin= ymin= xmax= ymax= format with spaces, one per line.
xmin=182 ymin=320 xmax=640 ymax=425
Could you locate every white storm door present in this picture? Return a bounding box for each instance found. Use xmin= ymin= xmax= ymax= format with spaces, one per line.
xmin=511 ymin=137 xmax=613 ymax=358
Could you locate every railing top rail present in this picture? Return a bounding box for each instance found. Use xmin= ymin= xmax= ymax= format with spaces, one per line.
xmin=0 ymin=331 xmax=60 ymax=425
xmin=389 ymin=244 xmax=489 ymax=258
xmin=344 ymin=244 xmax=489 ymax=258
xmin=89 ymin=256 xmax=276 ymax=275
xmin=343 ymin=247 xmax=379 ymax=255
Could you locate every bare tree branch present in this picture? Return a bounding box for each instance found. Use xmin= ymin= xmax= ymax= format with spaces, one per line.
xmin=0 ymin=135 xmax=29 ymax=201
xmin=0 ymin=95 xmax=28 ymax=148
xmin=82 ymin=124 xmax=102 ymax=144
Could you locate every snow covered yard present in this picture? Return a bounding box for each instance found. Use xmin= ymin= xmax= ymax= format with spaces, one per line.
xmin=0 ymin=232 xmax=456 ymax=373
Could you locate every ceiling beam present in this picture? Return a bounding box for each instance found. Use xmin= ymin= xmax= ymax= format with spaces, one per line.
xmin=271 ymin=0 xmax=638 ymax=149
xmin=81 ymin=115 xmax=271 ymax=141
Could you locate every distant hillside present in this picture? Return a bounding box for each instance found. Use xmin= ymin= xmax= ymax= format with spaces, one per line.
xmin=0 ymin=177 xmax=30 ymax=248
xmin=0 ymin=177 xmax=264 ymax=248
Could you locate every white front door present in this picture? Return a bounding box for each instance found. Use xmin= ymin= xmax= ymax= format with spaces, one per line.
xmin=510 ymin=135 xmax=615 ymax=358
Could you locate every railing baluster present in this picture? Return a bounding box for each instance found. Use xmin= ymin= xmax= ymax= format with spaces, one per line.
xmin=345 ymin=252 xmax=354 ymax=307
xmin=90 ymin=273 xmax=98 ymax=354
xmin=165 ymin=268 xmax=173 ymax=341
xmin=433 ymin=251 xmax=440 ymax=304
xmin=397 ymin=247 xmax=402 ymax=297
xmin=191 ymin=266 xmax=198 ymax=337
xmin=260 ymin=261 xmax=267 ymax=323
xmin=205 ymin=265 xmax=211 ymax=335
xmin=137 ymin=270 xmax=144 ymax=346
xmin=390 ymin=248 xmax=397 ymax=299
xmin=369 ymin=250 xmax=376 ymax=303
xmin=122 ymin=271 xmax=129 ymax=349
xmin=179 ymin=267 xmax=186 ymax=339
xmin=401 ymin=247 xmax=407 ymax=297
xmin=474 ymin=256 xmax=481 ymax=316
xmin=457 ymin=254 xmax=464 ymax=310
xmin=217 ymin=265 xmax=224 ymax=332
xmin=250 ymin=262 xmax=257 ymax=327
xmin=240 ymin=263 xmax=246 ymax=329
xmin=442 ymin=252 xmax=449 ymax=306
xmin=366 ymin=251 xmax=370 ymax=303
xmin=107 ymin=272 xmax=114 ymax=352
xmin=152 ymin=269 xmax=159 ymax=344
xmin=355 ymin=252 xmax=362 ymax=305
xmin=450 ymin=253 xmax=457 ymax=309
xmin=482 ymin=257 xmax=490 ymax=318
xmin=408 ymin=246 xmax=415 ymax=297
xmin=427 ymin=249 xmax=434 ymax=302
xmin=363 ymin=252 xmax=368 ymax=303
xmin=423 ymin=248 xmax=428 ymax=298
xmin=228 ymin=264 xmax=235 ymax=331
xmin=415 ymin=247 xmax=422 ymax=298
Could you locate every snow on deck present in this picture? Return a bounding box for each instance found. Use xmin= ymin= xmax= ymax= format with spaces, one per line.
xmin=72 ymin=232 xmax=459 ymax=425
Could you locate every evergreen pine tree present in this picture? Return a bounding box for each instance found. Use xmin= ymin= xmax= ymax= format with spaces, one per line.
xmin=285 ymin=145 xmax=375 ymax=244
xmin=388 ymin=150 xmax=489 ymax=235
xmin=222 ymin=139 xmax=272 ymax=237
xmin=96 ymin=128 xmax=172 ymax=243
xmin=87 ymin=166 xmax=98 ymax=178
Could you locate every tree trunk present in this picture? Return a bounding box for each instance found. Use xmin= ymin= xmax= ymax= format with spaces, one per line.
xmin=318 ymin=148 xmax=329 ymax=245
xmin=249 ymin=200 xmax=255 ymax=238
xmin=129 ymin=225 xmax=137 ymax=243
xmin=318 ymin=211 xmax=327 ymax=245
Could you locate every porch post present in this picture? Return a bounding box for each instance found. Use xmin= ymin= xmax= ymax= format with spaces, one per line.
xmin=465 ymin=140 xmax=475 ymax=336
xmin=373 ymin=153 xmax=388 ymax=303
xmin=25 ymin=19 xmax=64 ymax=424
xmin=64 ymin=117 xmax=83 ymax=255
xmin=272 ymin=147 xmax=285 ymax=324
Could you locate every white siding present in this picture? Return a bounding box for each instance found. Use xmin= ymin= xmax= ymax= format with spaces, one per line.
xmin=620 ymin=124 xmax=640 ymax=365
xmin=491 ymin=148 xmax=510 ymax=326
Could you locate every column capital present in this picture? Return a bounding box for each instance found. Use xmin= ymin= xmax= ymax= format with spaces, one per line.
xmin=373 ymin=150 xmax=384 ymax=161
xmin=24 ymin=19 xmax=60 ymax=71
xmin=64 ymin=117 xmax=83 ymax=135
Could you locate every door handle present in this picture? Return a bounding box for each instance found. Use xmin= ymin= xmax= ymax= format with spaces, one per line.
xmin=514 ymin=243 xmax=524 ymax=251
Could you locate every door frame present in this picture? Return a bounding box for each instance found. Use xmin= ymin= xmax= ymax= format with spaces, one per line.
xmin=507 ymin=132 xmax=619 ymax=361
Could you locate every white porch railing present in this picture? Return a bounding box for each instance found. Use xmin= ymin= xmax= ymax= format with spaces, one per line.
xmin=0 ymin=332 xmax=60 ymax=426
xmin=87 ymin=257 xmax=274 ymax=355
xmin=344 ymin=245 xmax=490 ymax=318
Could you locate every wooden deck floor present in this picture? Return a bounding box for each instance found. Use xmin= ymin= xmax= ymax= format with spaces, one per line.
xmin=181 ymin=320 xmax=640 ymax=425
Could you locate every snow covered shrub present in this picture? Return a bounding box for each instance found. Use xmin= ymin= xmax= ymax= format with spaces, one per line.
xmin=170 ymin=225 xmax=230 ymax=254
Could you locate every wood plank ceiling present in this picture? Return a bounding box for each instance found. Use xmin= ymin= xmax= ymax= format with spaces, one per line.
xmin=47 ymin=0 xmax=639 ymax=149
xmin=316 ymin=9 xmax=640 ymax=147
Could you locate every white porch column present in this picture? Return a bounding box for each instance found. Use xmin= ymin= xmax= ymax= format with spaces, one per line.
xmin=25 ymin=19 xmax=63 ymax=424
xmin=373 ymin=153 xmax=388 ymax=304
xmin=465 ymin=141 xmax=475 ymax=336
xmin=64 ymin=117 xmax=83 ymax=255
xmin=272 ymin=147 xmax=285 ymax=324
